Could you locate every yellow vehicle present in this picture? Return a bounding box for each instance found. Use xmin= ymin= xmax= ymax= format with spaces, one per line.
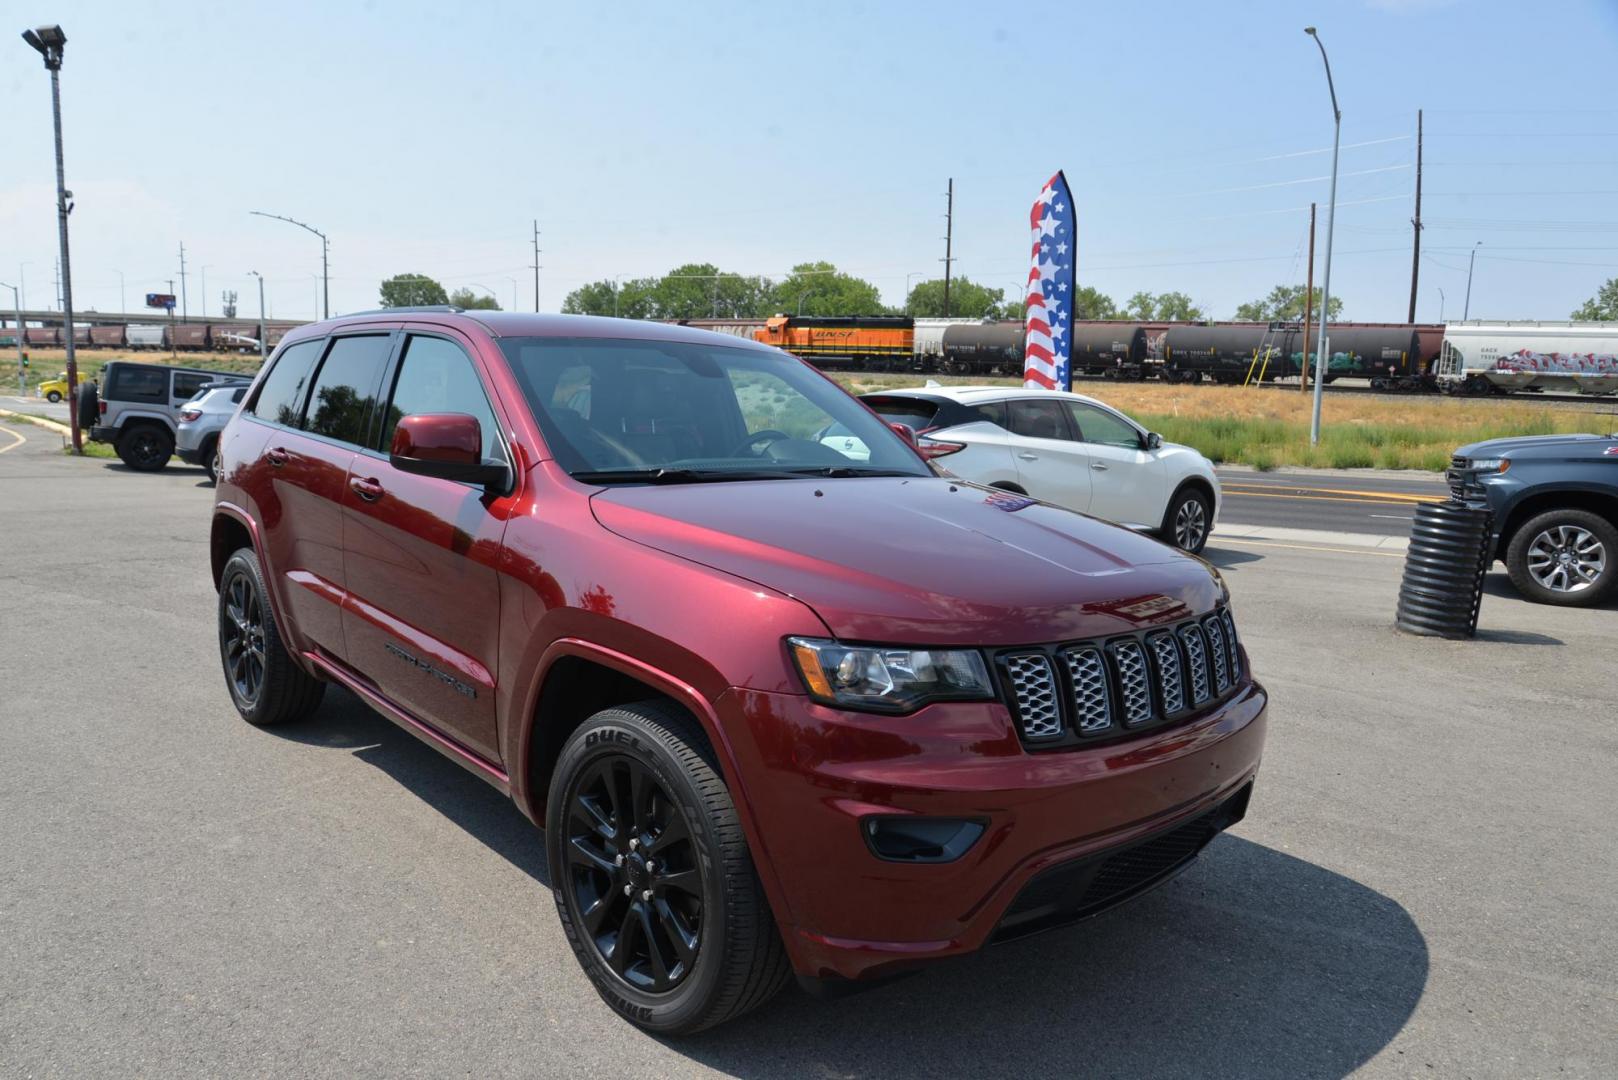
xmin=37 ymin=372 xmax=70 ymax=403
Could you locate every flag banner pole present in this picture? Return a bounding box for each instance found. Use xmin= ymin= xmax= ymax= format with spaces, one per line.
xmin=1022 ymin=170 xmax=1076 ymax=391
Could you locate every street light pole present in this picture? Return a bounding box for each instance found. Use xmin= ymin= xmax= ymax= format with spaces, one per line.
xmin=250 ymin=210 xmax=329 ymax=319
xmin=247 ymin=271 xmax=267 ymax=362
xmin=21 ymin=24 xmax=81 ymax=452
xmin=1304 ymin=26 xmax=1340 ymax=448
xmin=905 ymin=271 xmax=924 ymax=313
xmin=115 ymin=269 xmax=125 ymax=314
xmin=1 ymin=281 xmax=22 ymax=395
xmin=1437 ymin=287 xmax=1446 ymax=323
xmin=1463 ymin=242 xmax=1482 ymax=320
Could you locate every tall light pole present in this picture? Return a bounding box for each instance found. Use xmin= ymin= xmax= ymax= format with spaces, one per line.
xmin=247 ymin=271 xmax=267 ymax=361
xmin=505 ymin=276 xmax=519 ymax=312
xmin=1304 ymin=26 xmax=1340 ymax=448
xmin=905 ymin=271 xmax=925 ymax=312
xmin=114 ymin=269 xmax=125 ymax=313
xmin=251 ymin=210 xmax=328 ymax=319
xmin=1463 ymin=242 xmax=1482 ymax=320
xmin=1437 ymin=286 xmax=1446 ymax=323
xmin=1 ymin=281 xmax=22 ymax=394
xmin=21 ymin=24 xmax=81 ymax=452
xmin=199 ymin=265 xmax=210 ymax=318
xmin=466 ymin=282 xmax=499 ymax=308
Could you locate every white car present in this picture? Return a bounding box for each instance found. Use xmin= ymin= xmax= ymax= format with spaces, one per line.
xmin=861 ymin=385 xmax=1221 ymax=553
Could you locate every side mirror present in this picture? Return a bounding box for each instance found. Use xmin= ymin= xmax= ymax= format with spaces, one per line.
xmin=1145 ymin=431 xmax=1163 ymax=450
xmin=888 ymin=421 xmax=918 ymax=446
xmin=390 ymin=413 xmax=508 ymax=490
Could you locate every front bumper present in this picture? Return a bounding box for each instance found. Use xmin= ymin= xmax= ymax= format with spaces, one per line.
xmin=717 ymin=677 xmax=1267 ymax=982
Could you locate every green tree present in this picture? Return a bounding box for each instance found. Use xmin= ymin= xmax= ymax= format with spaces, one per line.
xmin=379 ymin=273 xmax=448 ymax=307
xmin=447 ymin=287 xmax=500 ymax=310
xmin=1072 ymin=285 xmax=1118 ymax=320
xmin=770 ymin=262 xmax=890 ymax=317
xmin=1572 ymin=276 xmax=1618 ymax=320
xmin=905 ymin=276 xmax=1007 ymax=319
xmin=1123 ymin=290 xmax=1205 ymax=321
xmin=561 ymin=278 xmax=658 ymax=319
xmin=1233 ymin=284 xmax=1342 ymax=323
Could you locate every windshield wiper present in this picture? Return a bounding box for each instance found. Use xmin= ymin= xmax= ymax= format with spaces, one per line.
xmin=780 ymin=465 xmax=921 ymax=478
xmin=573 ymin=467 xmax=803 ymax=485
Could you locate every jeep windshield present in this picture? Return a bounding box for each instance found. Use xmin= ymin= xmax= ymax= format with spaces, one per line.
xmin=499 ymin=336 xmax=930 ymax=482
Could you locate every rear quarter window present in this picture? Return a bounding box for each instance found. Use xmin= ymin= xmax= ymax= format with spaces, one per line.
xmin=248 ymin=339 xmax=324 ymax=426
xmin=106 ymin=365 xmax=167 ymax=404
xmin=172 ymin=372 xmax=212 ymax=401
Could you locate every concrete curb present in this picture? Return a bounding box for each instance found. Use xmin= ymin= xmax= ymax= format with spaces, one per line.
xmin=0 ymin=408 xmax=72 ymax=436
xmin=1213 ymin=522 xmax=1411 ymax=552
xmin=1216 ymin=463 xmax=1447 ymax=483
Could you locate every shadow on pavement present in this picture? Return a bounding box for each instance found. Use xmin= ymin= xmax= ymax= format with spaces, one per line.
xmin=1203 ymin=545 xmax=1265 ymax=568
xmin=270 ymin=690 xmax=1429 ymax=1079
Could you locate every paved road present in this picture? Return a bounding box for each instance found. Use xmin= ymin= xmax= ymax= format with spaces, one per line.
xmin=1 ymin=394 xmax=72 ymax=423
xmin=1217 ymin=466 xmax=1450 ymax=538
xmin=2 ymin=420 xmax=1614 ymax=1078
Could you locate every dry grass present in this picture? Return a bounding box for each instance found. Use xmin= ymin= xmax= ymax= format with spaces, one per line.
xmin=20 ymin=347 xmax=262 ymax=387
xmin=829 ymin=374 xmax=1618 ymax=471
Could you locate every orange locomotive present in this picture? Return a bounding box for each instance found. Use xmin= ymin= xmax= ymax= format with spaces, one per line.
xmin=754 ymin=315 xmax=914 ymax=369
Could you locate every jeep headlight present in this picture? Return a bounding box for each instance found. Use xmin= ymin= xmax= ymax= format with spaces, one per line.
xmin=788 ymin=638 xmax=994 ymax=712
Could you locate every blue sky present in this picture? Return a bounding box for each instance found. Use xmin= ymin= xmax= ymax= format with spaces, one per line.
xmin=4 ymin=0 xmax=1617 ymax=322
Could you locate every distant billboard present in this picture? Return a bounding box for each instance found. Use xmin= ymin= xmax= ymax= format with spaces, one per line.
xmin=145 ymin=293 xmax=176 ymax=311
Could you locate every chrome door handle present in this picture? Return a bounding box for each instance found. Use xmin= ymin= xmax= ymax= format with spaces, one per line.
xmin=1091 ymin=462 xmax=1109 ymax=471
xmin=1017 ymin=452 xmax=1039 ymax=461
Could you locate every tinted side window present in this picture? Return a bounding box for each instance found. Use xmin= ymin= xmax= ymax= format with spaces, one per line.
xmin=380 ymin=335 xmax=505 ymax=462
xmin=230 ymin=387 xmax=247 ymax=404
xmin=1066 ymin=403 xmax=1142 ymax=449
xmin=302 ymin=335 xmax=393 ymax=446
xmin=967 ymin=400 xmax=1008 ymax=428
xmin=107 ymin=365 xmax=166 ymax=403
xmin=172 ymin=372 xmax=211 ymax=401
xmin=1007 ymin=398 xmax=1071 ymax=440
xmin=248 ymin=339 xmax=323 ymax=426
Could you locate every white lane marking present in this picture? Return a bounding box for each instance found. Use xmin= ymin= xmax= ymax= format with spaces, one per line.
xmin=1370 ymin=514 xmax=1414 ymax=521
xmin=0 ymin=425 xmax=26 ymax=454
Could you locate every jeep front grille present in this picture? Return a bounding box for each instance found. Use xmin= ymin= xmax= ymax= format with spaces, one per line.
xmin=1001 ymin=606 xmax=1244 ymax=747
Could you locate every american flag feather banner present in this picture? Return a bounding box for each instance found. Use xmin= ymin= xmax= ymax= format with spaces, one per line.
xmin=1023 ymin=171 xmax=1076 ymax=390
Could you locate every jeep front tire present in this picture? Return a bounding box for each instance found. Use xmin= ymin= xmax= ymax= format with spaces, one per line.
xmin=547 ymin=701 xmax=790 ymax=1034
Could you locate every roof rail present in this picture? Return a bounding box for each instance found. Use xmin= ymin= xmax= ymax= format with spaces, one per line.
xmin=336 ymin=305 xmax=465 ymax=317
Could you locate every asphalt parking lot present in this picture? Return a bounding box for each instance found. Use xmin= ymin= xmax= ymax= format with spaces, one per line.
xmin=2 ymin=418 xmax=1615 ymax=1079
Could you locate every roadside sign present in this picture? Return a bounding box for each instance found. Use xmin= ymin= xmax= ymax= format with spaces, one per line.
xmin=145 ymin=293 xmax=177 ymax=311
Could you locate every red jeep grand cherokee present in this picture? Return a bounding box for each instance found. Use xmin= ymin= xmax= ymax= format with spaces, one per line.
xmin=209 ymin=310 xmax=1267 ymax=1033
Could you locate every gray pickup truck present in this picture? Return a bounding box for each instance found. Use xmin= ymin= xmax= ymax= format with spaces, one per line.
xmin=1447 ymin=432 xmax=1618 ymax=606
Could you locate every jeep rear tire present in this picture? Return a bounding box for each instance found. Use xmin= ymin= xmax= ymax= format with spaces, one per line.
xmin=116 ymin=424 xmax=174 ymax=471
xmin=1505 ymin=509 xmax=1617 ymax=607
xmin=547 ymin=701 xmax=790 ymax=1035
xmin=217 ymin=547 xmax=326 ymax=725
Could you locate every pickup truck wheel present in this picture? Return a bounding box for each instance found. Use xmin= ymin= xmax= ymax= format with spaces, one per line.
xmin=217 ymin=547 xmax=325 ymax=725
xmin=1162 ymin=487 xmax=1212 ymax=554
xmin=1505 ymin=510 xmax=1617 ymax=607
xmin=116 ymin=425 xmax=174 ymax=471
xmin=547 ymin=701 xmax=789 ymax=1034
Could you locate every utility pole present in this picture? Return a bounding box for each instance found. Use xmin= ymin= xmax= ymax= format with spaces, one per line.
xmin=1301 ymin=202 xmax=1316 ymax=394
xmin=22 ymin=25 xmax=81 ymax=451
xmin=178 ymin=242 xmax=188 ymax=322
xmin=941 ymin=178 xmax=955 ymax=318
xmin=1407 ymin=108 xmax=1422 ymax=324
xmin=2 ymin=282 xmax=22 ymax=395
xmin=531 ymin=219 xmax=542 ymax=313
xmin=166 ymin=278 xmax=176 ymax=358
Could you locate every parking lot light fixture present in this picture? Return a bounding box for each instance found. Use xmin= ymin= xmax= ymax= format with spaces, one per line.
xmin=22 ymin=22 xmax=81 ymax=452
xmin=247 ymin=271 xmax=267 ymax=361
xmin=1303 ymin=26 xmax=1341 ymax=448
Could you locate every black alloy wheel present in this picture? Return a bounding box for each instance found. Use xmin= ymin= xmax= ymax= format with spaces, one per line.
xmin=220 ymin=567 xmax=267 ymax=707
xmin=117 ymin=425 xmax=173 ymax=471
xmin=565 ymin=754 xmax=703 ymax=994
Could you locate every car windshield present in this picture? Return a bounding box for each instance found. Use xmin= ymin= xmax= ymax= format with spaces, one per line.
xmin=498 ymin=336 xmax=930 ymax=482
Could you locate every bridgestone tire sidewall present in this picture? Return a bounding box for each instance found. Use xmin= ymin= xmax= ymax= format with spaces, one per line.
xmin=546 ymin=712 xmax=730 ymax=1033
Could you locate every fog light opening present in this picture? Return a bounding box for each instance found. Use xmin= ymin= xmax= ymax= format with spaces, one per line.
xmin=863 ymin=816 xmax=986 ymax=863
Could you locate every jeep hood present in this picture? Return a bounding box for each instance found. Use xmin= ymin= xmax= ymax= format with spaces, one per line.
xmin=590 ymin=476 xmax=1223 ymax=644
xmin=1454 ymin=432 xmax=1617 ymax=460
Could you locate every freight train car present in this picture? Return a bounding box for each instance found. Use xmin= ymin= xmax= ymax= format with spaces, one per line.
xmin=675 ymin=318 xmax=766 ymax=340
xmin=1436 ymin=320 xmax=1618 ymax=396
xmin=1162 ymin=324 xmax=1424 ymax=387
xmin=939 ymin=321 xmax=1022 ymax=374
xmin=1071 ymin=323 xmax=1148 ymax=377
xmin=913 ymin=318 xmax=979 ymax=369
xmin=127 ymin=324 xmax=166 ymax=349
xmin=754 ymin=315 xmax=913 ymax=369
xmin=24 ymin=327 xmax=59 ymax=347
xmin=89 ymin=325 xmax=126 ymax=347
